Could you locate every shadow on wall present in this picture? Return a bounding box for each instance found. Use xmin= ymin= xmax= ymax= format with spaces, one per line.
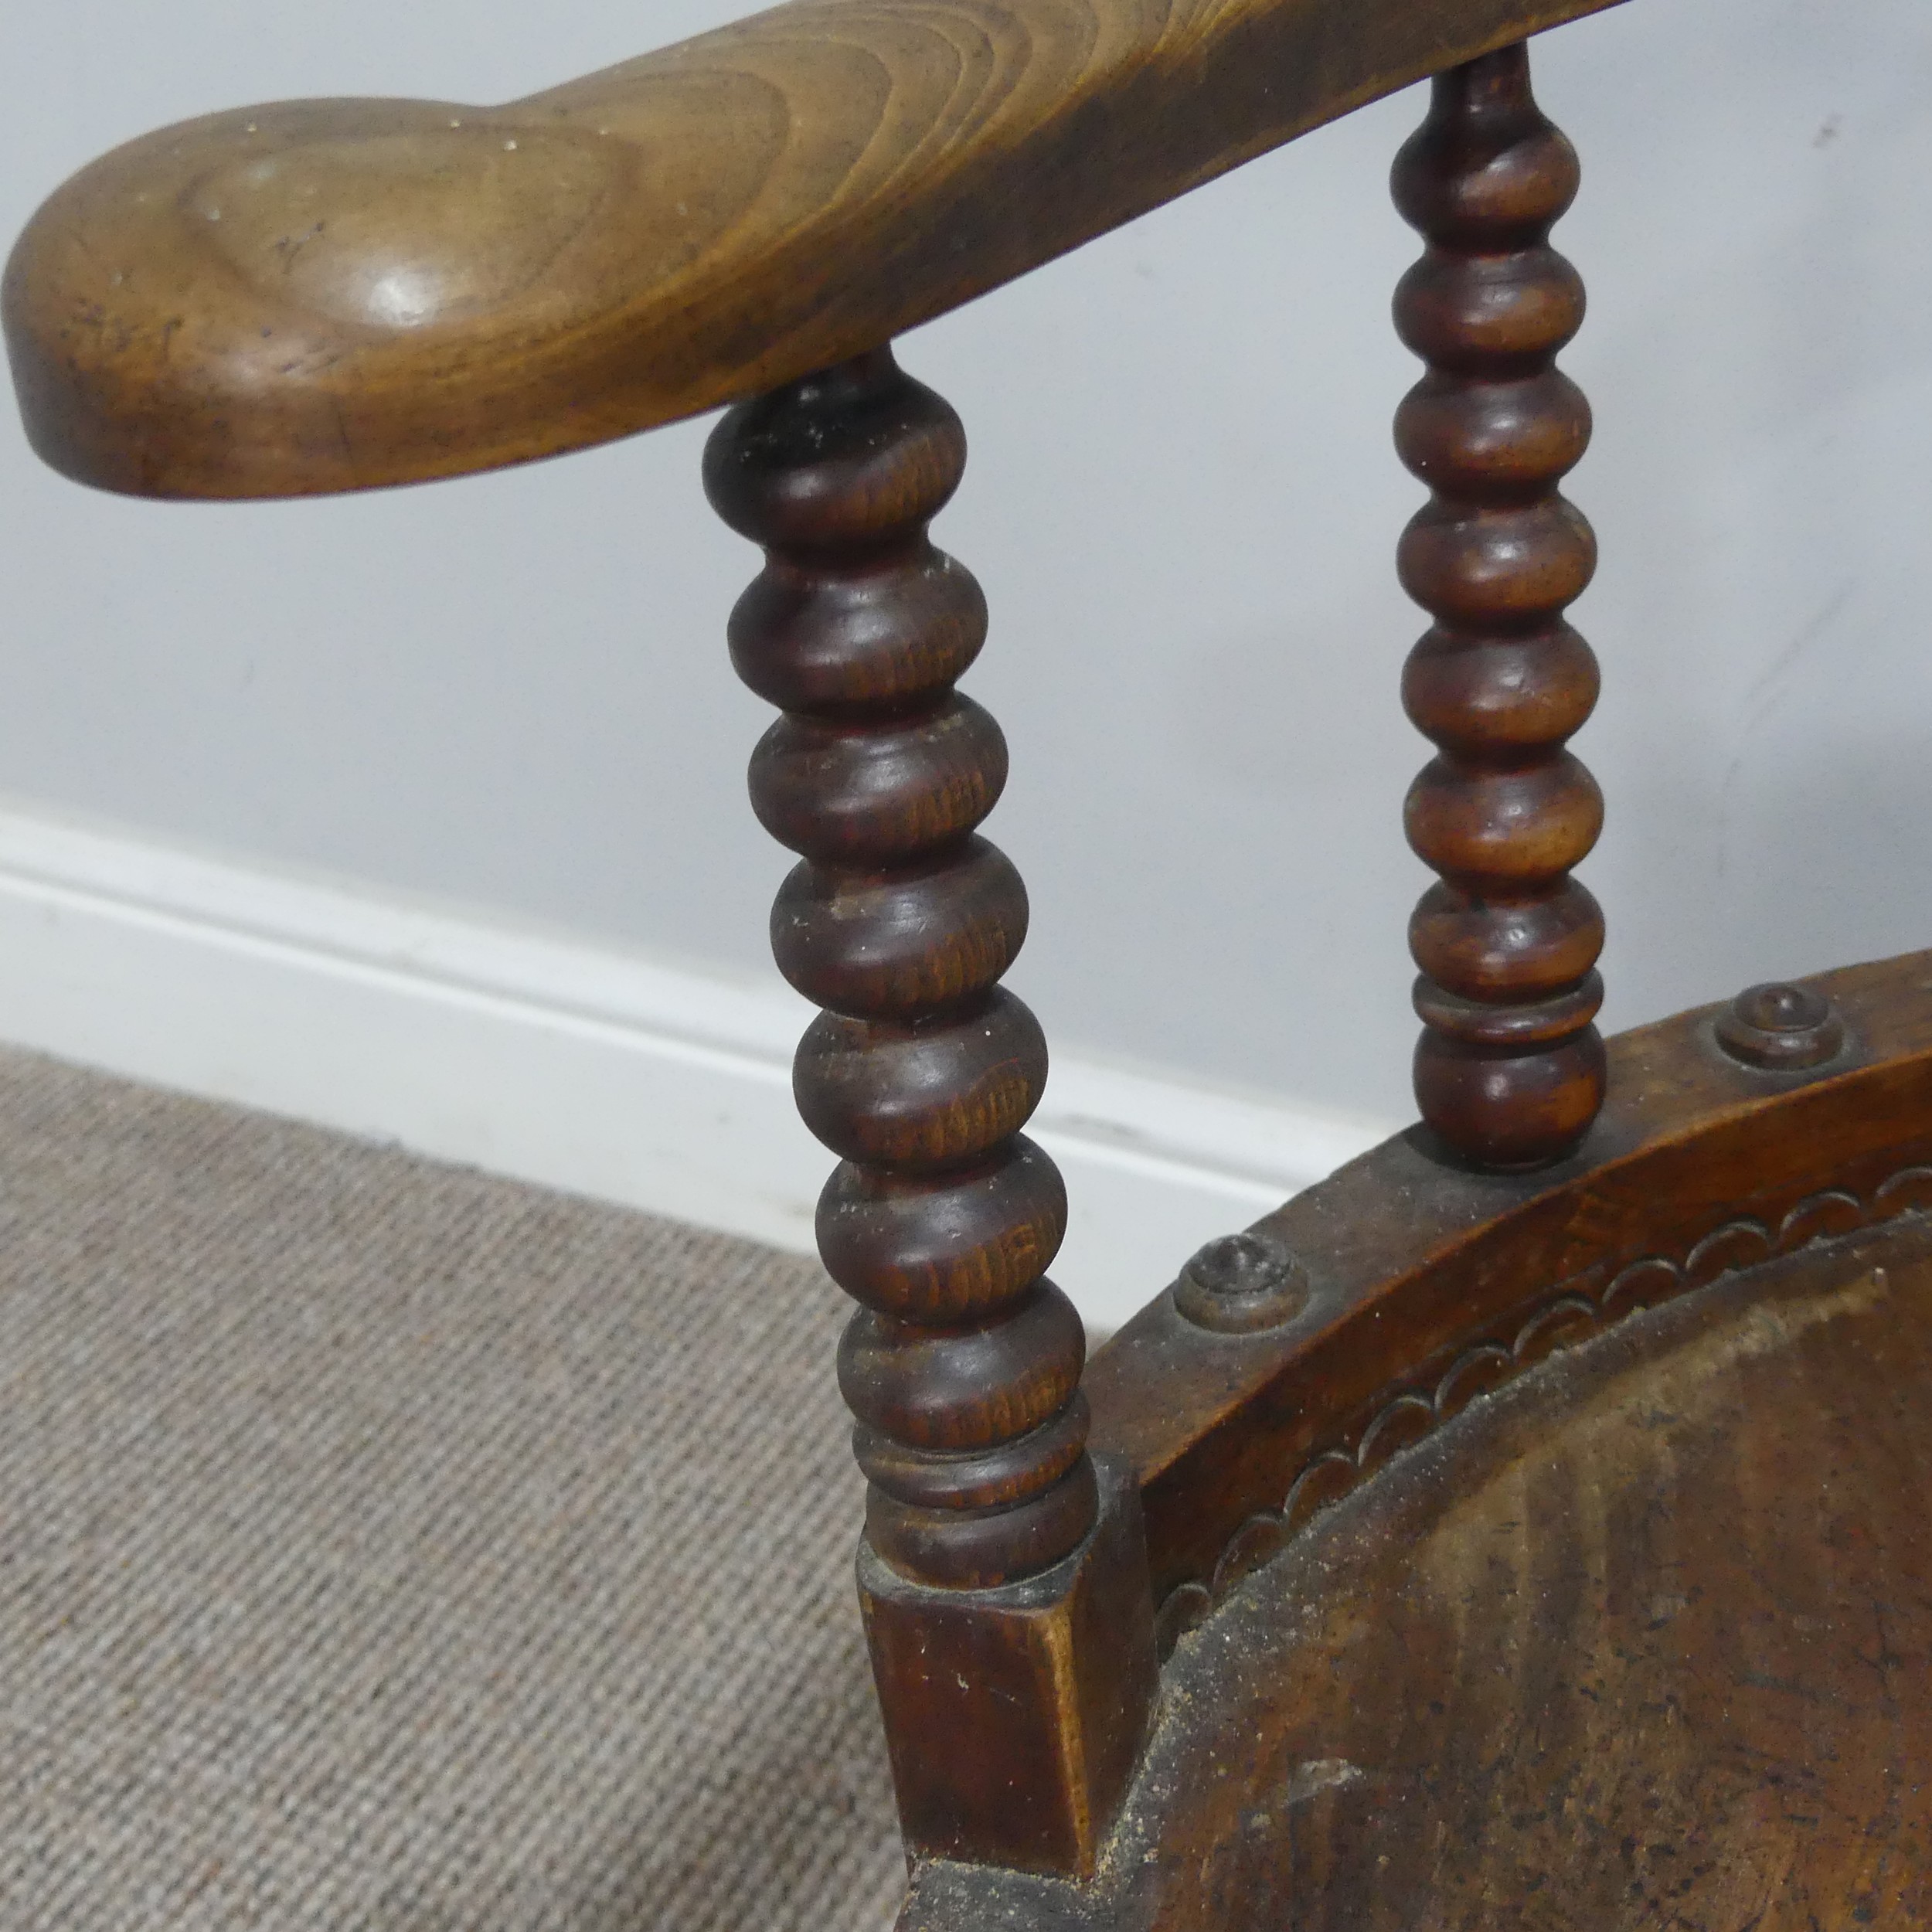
xmin=1723 ymin=739 xmax=1932 ymax=988
xmin=1171 ymin=611 xmax=1422 ymax=1095
xmin=1577 ymin=33 xmax=1932 ymax=1031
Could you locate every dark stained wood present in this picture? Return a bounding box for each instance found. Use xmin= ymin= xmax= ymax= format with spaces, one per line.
xmin=902 ymin=1211 xmax=1932 ymax=1928
xmin=706 ymin=347 xmax=1098 ymax=1590
xmin=712 ymin=347 xmax=1158 ymax=1876
xmin=5 ymin=0 xmax=1628 ymax=498
xmin=13 ymin=9 xmax=1924 ymax=1920
xmin=1716 ymin=978 xmax=1848 ymax=1070
xmin=1172 ymin=1231 xmax=1309 ymax=1334
xmin=861 ymin=1459 xmax=1158 ymax=1876
xmin=1084 ymin=950 xmax=1932 ymax=1648
xmin=1394 ymin=43 xmax=1607 ymax=1169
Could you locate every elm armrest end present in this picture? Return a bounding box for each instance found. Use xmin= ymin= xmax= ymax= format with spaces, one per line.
xmin=3 ymin=0 xmax=1624 ymax=499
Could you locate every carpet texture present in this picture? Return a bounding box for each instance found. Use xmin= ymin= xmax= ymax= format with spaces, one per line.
xmin=0 ymin=1050 xmax=905 ymax=1930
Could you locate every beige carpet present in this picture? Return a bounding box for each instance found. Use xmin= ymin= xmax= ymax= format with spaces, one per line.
xmin=0 ymin=1050 xmax=905 ymax=1929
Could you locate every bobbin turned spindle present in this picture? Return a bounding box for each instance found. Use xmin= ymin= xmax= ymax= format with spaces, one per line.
xmin=706 ymin=349 xmax=1154 ymax=1877
xmin=1393 ymin=41 xmax=1607 ymax=1170
xmin=703 ymin=348 xmax=1096 ymax=1590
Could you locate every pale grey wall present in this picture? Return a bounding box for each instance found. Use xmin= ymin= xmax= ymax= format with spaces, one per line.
xmin=4 ymin=0 xmax=1930 ymax=1128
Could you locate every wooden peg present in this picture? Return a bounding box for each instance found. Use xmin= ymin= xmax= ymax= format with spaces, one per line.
xmin=1393 ymin=43 xmax=1607 ymax=1170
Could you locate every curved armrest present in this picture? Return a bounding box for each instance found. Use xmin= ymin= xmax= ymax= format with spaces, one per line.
xmin=5 ymin=0 xmax=1621 ymax=499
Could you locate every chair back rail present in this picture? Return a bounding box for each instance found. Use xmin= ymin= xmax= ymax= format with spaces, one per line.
xmin=5 ymin=0 xmax=1624 ymax=498
xmin=1090 ymin=947 xmax=1932 ymax=1655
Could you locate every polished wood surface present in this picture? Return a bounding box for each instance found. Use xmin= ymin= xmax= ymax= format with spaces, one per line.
xmin=706 ymin=347 xmax=1097 ymax=1590
xmin=1087 ymin=948 xmax=1931 ymax=1652
xmin=6 ymin=0 xmax=1625 ymax=498
xmin=904 ymin=1209 xmax=1932 ymax=1927
xmin=859 ymin=1461 xmax=1158 ymax=1874
xmin=710 ymin=347 xmax=1158 ymax=1874
xmin=12 ymin=5 xmax=1920 ymax=1917
xmin=1395 ymin=44 xmax=1606 ymax=1169
xmin=844 ymin=940 xmax=1932 ymax=1889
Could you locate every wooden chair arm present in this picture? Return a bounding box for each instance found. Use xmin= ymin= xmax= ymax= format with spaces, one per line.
xmin=5 ymin=0 xmax=1621 ymax=500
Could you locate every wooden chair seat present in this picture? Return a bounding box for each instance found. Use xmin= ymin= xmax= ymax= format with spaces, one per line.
xmin=910 ymin=1203 xmax=1932 ymax=1927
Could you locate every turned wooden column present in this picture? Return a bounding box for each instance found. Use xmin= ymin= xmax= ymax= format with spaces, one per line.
xmin=704 ymin=347 xmax=1097 ymax=1590
xmin=1393 ymin=42 xmax=1607 ymax=1172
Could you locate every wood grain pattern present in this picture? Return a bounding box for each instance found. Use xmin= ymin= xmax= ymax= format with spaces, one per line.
xmin=6 ymin=0 xmax=1625 ymax=498
xmin=709 ymin=348 xmax=1158 ymax=1877
xmin=1152 ymin=1151 xmax=1932 ymax=1655
xmin=859 ymin=1459 xmax=1158 ymax=1875
xmin=903 ymin=1213 xmax=1932 ymax=1927
xmin=1395 ymin=43 xmax=1607 ymax=1168
xmin=706 ymin=348 xmax=1098 ymax=1590
xmin=1084 ymin=950 xmax=1932 ymax=1632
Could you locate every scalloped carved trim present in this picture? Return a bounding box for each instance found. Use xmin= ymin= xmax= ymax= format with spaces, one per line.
xmin=1152 ymin=1165 xmax=1932 ymax=1658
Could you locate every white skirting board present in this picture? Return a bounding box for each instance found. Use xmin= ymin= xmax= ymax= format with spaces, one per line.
xmin=0 ymin=804 xmax=1393 ymax=1336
